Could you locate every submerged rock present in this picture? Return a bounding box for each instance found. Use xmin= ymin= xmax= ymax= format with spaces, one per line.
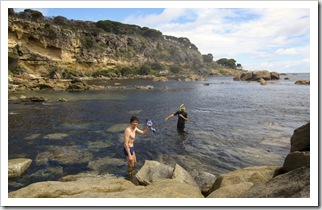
xmin=36 ymin=146 xmax=93 ymax=165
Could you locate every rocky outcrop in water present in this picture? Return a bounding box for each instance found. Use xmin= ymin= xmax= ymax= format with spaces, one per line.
xmin=295 ymin=80 xmax=310 ymax=85
xmin=233 ymin=70 xmax=280 ymax=82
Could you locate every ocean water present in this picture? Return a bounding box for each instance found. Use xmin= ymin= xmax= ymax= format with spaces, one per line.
xmin=8 ymin=73 xmax=310 ymax=192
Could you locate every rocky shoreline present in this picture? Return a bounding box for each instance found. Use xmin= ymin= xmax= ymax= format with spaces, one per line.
xmin=8 ymin=73 xmax=208 ymax=93
xmin=8 ymin=123 xmax=310 ymax=198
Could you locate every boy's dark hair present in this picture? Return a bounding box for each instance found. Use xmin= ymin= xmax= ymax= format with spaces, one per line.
xmin=130 ymin=116 xmax=139 ymax=123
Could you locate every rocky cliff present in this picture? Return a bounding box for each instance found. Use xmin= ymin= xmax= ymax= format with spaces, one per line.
xmin=8 ymin=9 xmax=208 ymax=79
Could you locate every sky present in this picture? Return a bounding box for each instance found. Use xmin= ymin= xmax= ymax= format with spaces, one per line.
xmin=11 ymin=2 xmax=318 ymax=74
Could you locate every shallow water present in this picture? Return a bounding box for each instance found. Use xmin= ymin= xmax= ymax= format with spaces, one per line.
xmin=8 ymin=74 xmax=310 ymax=192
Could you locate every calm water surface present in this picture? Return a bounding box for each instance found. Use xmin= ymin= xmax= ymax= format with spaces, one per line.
xmin=8 ymin=74 xmax=310 ymax=192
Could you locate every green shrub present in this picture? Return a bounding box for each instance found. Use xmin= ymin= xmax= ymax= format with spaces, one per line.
xmin=92 ymin=69 xmax=120 ymax=78
xmin=138 ymin=64 xmax=152 ymax=75
xmin=62 ymin=69 xmax=83 ymax=79
xmin=119 ymin=66 xmax=134 ymax=76
xmin=170 ymin=65 xmax=181 ymax=74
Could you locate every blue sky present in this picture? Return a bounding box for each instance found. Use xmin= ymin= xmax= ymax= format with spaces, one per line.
xmin=11 ymin=1 xmax=318 ymax=73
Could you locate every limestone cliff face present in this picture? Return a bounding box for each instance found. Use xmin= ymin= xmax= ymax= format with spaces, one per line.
xmin=8 ymin=14 xmax=203 ymax=78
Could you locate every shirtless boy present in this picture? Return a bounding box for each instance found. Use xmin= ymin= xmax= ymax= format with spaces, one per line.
xmin=124 ymin=116 xmax=150 ymax=173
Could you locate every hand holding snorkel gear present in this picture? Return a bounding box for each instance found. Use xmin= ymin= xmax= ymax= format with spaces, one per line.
xmin=146 ymin=119 xmax=156 ymax=133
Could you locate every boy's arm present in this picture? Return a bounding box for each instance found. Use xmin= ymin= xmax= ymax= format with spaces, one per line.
xmin=136 ymin=126 xmax=150 ymax=135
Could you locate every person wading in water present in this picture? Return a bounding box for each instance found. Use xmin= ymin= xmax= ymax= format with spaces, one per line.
xmin=164 ymin=104 xmax=189 ymax=133
xmin=124 ymin=116 xmax=151 ymax=174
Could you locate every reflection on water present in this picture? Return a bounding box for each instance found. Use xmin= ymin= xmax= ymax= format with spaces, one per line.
xmin=8 ymin=74 xmax=310 ymax=192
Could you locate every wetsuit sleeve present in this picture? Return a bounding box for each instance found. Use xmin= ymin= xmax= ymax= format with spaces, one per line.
xmin=174 ymin=111 xmax=179 ymax=116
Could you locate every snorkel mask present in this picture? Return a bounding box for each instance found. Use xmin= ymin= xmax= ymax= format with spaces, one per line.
xmin=180 ymin=104 xmax=185 ymax=111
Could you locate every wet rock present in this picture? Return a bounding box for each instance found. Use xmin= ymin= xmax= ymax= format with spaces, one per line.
xmin=235 ymin=70 xmax=280 ymax=82
xmin=32 ymin=83 xmax=55 ymax=90
xmin=152 ymin=76 xmax=168 ymax=82
xmin=8 ymin=158 xmax=32 ymax=178
xmin=240 ymin=71 xmax=253 ymax=81
xmin=43 ymin=133 xmax=68 ymax=140
xmin=27 ymin=166 xmax=64 ymax=182
xmin=270 ymin=71 xmax=280 ymax=80
xmin=252 ymin=70 xmax=271 ymax=80
xmin=295 ymin=80 xmax=310 ymax=85
xmin=36 ymin=146 xmax=93 ymax=165
xmin=88 ymin=157 xmax=125 ymax=174
xmin=134 ymin=85 xmax=154 ymax=89
xmin=66 ymin=79 xmax=90 ymax=92
xmin=22 ymin=96 xmax=48 ymax=102
xmin=258 ymin=78 xmax=268 ymax=85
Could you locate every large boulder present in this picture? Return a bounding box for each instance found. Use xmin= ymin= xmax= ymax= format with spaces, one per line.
xmin=172 ymin=164 xmax=199 ymax=188
xmin=8 ymin=158 xmax=32 ymax=178
xmin=281 ymin=122 xmax=310 ymax=173
xmin=207 ymin=182 xmax=253 ymax=198
xmin=242 ymin=165 xmax=310 ymax=198
xmin=252 ymin=70 xmax=271 ymax=80
xmin=290 ymin=122 xmax=310 ymax=152
xmin=295 ymin=80 xmax=310 ymax=85
xmin=190 ymin=170 xmax=217 ymax=195
xmin=235 ymin=70 xmax=280 ymax=82
xmin=135 ymin=160 xmax=174 ymax=185
xmin=206 ymin=165 xmax=281 ymax=196
xmin=240 ymin=72 xmax=253 ymax=81
xmin=282 ymin=151 xmax=310 ymax=173
xmin=270 ymin=72 xmax=280 ymax=80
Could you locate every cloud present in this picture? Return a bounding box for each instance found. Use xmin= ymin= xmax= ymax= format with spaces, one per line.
xmin=124 ymin=8 xmax=310 ymax=72
xmin=275 ymin=47 xmax=308 ymax=55
xmin=124 ymin=8 xmax=189 ymax=26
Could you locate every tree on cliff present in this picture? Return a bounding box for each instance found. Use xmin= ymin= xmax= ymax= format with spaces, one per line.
xmin=202 ymin=53 xmax=214 ymax=63
xmin=12 ymin=9 xmax=44 ymax=21
xmin=216 ymin=58 xmax=237 ymax=69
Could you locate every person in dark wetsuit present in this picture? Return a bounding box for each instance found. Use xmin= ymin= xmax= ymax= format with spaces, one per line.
xmin=164 ymin=104 xmax=189 ymax=132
